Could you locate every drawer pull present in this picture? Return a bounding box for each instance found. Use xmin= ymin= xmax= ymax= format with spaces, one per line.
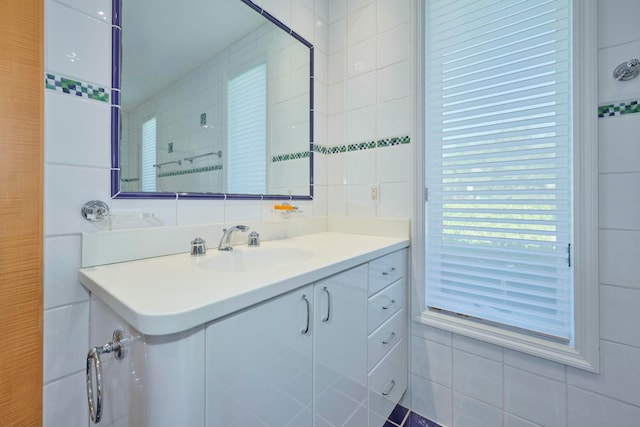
xmin=382 ymin=332 xmax=396 ymax=345
xmin=381 ymin=379 xmax=396 ymax=396
xmin=382 ymin=299 xmax=396 ymax=310
xmin=322 ymin=286 xmax=331 ymax=322
xmin=301 ymin=294 xmax=310 ymax=335
xmin=381 ymin=267 xmax=396 ymax=276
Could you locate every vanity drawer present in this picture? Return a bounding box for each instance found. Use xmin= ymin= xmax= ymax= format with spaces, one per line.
xmin=368 ymin=339 xmax=407 ymax=424
xmin=369 ymin=250 xmax=405 ymax=296
xmin=368 ymin=278 xmax=404 ymax=334
xmin=368 ymin=308 xmax=405 ymax=372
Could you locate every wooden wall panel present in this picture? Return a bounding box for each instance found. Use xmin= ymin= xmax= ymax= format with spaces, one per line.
xmin=0 ymin=0 xmax=44 ymax=425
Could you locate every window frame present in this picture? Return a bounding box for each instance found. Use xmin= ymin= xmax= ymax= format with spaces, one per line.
xmin=412 ymin=0 xmax=599 ymax=372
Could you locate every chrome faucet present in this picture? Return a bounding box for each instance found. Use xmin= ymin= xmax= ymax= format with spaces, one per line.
xmin=218 ymin=225 xmax=249 ymax=251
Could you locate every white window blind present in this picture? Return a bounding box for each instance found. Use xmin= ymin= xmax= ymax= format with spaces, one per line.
xmin=141 ymin=117 xmax=157 ymax=192
xmin=425 ymin=0 xmax=573 ymax=340
xmin=227 ymin=63 xmax=267 ymax=194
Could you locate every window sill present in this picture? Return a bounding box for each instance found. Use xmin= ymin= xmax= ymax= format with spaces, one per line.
xmin=416 ymin=310 xmax=598 ymax=372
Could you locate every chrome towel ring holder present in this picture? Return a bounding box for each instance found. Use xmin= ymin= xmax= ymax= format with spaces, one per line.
xmin=86 ymin=330 xmax=130 ymax=424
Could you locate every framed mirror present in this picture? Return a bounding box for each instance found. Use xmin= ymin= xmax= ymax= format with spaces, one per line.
xmin=111 ymin=0 xmax=314 ymax=199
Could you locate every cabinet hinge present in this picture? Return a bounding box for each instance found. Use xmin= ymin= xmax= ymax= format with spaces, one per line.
xmin=567 ymin=243 xmax=572 ymax=267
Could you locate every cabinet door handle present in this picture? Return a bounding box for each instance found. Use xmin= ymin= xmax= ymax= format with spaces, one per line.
xmin=382 ymin=267 xmax=396 ymax=276
xmin=382 ymin=332 xmax=396 ymax=345
xmin=382 ymin=299 xmax=396 ymax=310
xmin=321 ymin=286 xmax=331 ymax=322
xmin=301 ymin=294 xmax=310 ymax=335
xmin=381 ymin=379 xmax=396 ymax=396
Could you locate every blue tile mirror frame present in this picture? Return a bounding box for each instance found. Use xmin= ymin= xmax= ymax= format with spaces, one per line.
xmin=110 ymin=0 xmax=314 ymax=200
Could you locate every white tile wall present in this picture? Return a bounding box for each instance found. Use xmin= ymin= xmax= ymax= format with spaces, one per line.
xmin=43 ymin=0 xmax=329 ymax=425
xmin=409 ymin=1 xmax=640 ymax=427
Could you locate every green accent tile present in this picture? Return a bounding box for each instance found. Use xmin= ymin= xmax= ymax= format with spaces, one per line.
xmin=599 ymin=100 xmax=640 ymax=118
xmin=45 ymin=72 xmax=109 ymax=103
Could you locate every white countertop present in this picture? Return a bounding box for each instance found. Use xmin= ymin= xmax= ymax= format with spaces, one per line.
xmin=79 ymin=232 xmax=409 ymax=336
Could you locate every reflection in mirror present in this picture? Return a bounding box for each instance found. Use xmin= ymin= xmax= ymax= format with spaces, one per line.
xmin=113 ymin=0 xmax=313 ymax=199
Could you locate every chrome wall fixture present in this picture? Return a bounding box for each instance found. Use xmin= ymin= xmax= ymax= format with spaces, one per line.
xmin=613 ymin=58 xmax=640 ymax=81
xmin=86 ymin=330 xmax=130 ymax=423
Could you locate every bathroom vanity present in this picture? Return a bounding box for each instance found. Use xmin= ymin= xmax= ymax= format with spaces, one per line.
xmin=79 ymin=231 xmax=409 ymax=427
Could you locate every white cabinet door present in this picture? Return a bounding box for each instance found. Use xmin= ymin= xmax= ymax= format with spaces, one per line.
xmin=313 ymin=265 xmax=369 ymax=427
xmin=205 ymin=285 xmax=313 ymax=427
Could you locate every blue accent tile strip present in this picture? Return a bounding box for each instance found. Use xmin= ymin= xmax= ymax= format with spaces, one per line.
xmin=45 ymin=73 xmax=109 ymax=103
xmin=599 ymin=99 xmax=640 ymax=118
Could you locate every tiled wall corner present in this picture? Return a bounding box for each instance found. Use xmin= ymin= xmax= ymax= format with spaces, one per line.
xmin=326 ymin=0 xmax=412 ymax=220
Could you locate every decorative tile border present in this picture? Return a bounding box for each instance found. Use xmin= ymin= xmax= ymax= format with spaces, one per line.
xmin=157 ymin=164 xmax=223 ymax=178
xmin=45 ymin=73 xmax=109 ymax=103
xmin=272 ymin=151 xmax=311 ymax=162
xmin=598 ymin=99 xmax=640 ymax=118
xmin=314 ymin=135 xmax=411 ymax=155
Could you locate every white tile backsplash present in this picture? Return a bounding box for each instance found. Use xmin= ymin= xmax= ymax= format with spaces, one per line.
xmin=347 ymin=38 xmax=377 ymax=78
xmin=452 ymin=334 xmax=503 ymax=362
xmin=43 ymin=371 xmax=89 ymax=427
xmin=46 ymin=0 xmax=111 ymax=86
xmin=599 ymin=230 xmax=640 ymax=289
xmin=44 ymin=164 xmax=111 ymax=236
xmin=452 ymin=392 xmax=503 ymax=427
xmin=503 ymin=348 xmax=566 ymax=381
xmin=598 ymin=39 xmax=640 ymax=103
xmin=346 ymin=71 xmax=377 ymax=110
xmin=504 ymin=366 xmax=567 ymax=427
xmin=504 ymin=413 xmax=544 ymax=427
xmin=45 ymin=91 xmax=110 ymax=168
xmin=346 ymin=184 xmax=377 ymax=217
xmin=377 ymin=60 xmax=410 ymax=103
xmin=44 ymin=235 xmax=89 ymax=309
xmin=377 ymin=23 xmax=410 ymax=68
xmin=452 ymin=349 xmax=503 ymax=408
xmin=598 ymin=0 xmax=640 ymax=49
xmin=568 ymin=340 xmax=640 ymax=407
xmin=347 ymin=3 xmax=376 ymax=47
xmin=598 ymin=115 xmax=640 ymax=173
xmin=568 ymin=386 xmax=640 ymax=427
xmin=378 ymin=182 xmax=410 ymax=219
xmin=599 ymin=173 xmax=640 ymax=230
xmin=412 ymin=336 xmax=452 ymax=387
xmin=43 ymin=302 xmax=89 ymax=382
xmin=347 ymin=106 xmax=376 ymax=143
xmin=600 ymin=284 xmax=640 ymax=348
xmin=376 ymin=97 xmax=411 ymax=138
xmin=411 ymin=375 xmax=453 ymax=427
xmin=346 ymin=148 xmax=376 ymax=184
xmin=53 ymin=0 xmax=111 ymax=22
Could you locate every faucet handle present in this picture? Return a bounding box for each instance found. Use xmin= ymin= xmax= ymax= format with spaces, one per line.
xmin=191 ymin=237 xmax=206 ymax=256
xmin=248 ymin=231 xmax=260 ymax=247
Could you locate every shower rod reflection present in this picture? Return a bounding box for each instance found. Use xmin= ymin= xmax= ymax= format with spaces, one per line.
xmin=153 ymin=160 xmax=182 ymax=168
xmin=184 ymin=151 xmax=223 ymax=163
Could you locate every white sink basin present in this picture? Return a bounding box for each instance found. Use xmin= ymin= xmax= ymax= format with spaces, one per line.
xmin=197 ymin=247 xmax=314 ymax=272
